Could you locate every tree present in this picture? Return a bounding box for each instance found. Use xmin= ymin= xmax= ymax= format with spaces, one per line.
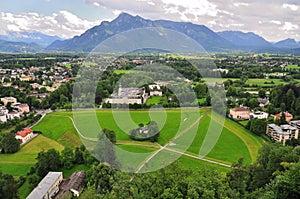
xmin=88 ymin=163 xmax=115 ymax=195
xmin=36 ymin=149 xmax=61 ymax=177
xmin=249 ymin=119 xmax=267 ymax=136
xmin=258 ymin=89 xmax=266 ymax=98
xmin=0 ymin=133 xmax=20 ymax=154
xmin=61 ymin=147 xmax=74 ymax=169
xmin=0 ymin=172 xmax=18 ymax=199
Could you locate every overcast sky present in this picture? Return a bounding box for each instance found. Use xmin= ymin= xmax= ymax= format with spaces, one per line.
xmin=0 ymin=0 xmax=299 ymax=41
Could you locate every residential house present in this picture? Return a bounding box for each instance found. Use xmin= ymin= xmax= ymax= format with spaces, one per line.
xmin=250 ymin=111 xmax=269 ymax=119
xmin=11 ymin=103 xmax=30 ymax=114
xmin=1 ymin=97 xmax=17 ymax=106
xmin=55 ymin=171 xmax=86 ymax=198
xmin=258 ymin=97 xmax=269 ymax=108
xmin=7 ymin=112 xmax=20 ymax=120
xmin=229 ymin=107 xmax=251 ymax=120
xmin=27 ymin=172 xmax=63 ymax=199
xmin=274 ymin=111 xmax=293 ymax=123
xmin=266 ymin=124 xmax=299 ymax=145
xmin=105 ymin=86 xmax=148 ymax=105
xmin=15 ymin=128 xmax=34 ymax=144
xmin=149 ymin=84 xmax=163 ymax=97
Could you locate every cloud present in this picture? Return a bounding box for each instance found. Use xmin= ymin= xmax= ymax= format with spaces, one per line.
xmin=282 ymin=3 xmax=298 ymax=11
xmin=270 ymin=20 xmax=282 ymax=25
xmin=281 ymin=22 xmax=299 ymax=31
xmin=0 ymin=11 xmax=101 ymax=38
xmin=233 ymin=2 xmax=249 ymax=7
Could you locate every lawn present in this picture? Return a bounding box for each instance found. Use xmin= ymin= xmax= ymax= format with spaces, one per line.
xmin=202 ymin=78 xmax=287 ymax=86
xmin=146 ymin=96 xmax=163 ymax=106
xmin=114 ymin=70 xmax=134 ymax=74
xmin=31 ymin=115 xmax=81 ymax=148
xmin=286 ymin=64 xmax=300 ymax=69
xmin=2 ymin=108 xmax=264 ymax=177
xmin=0 ymin=135 xmax=64 ymax=176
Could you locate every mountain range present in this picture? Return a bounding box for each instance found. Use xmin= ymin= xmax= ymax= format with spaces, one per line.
xmin=0 ymin=13 xmax=300 ymax=53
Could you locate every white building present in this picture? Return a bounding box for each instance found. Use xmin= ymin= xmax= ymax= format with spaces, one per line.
xmin=250 ymin=111 xmax=269 ymax=119
xmin=15 ymin=128 xmax=34 ymax=144
xmin=266 ymin=124 xmax=299 ymax=145
xmin=7 ymin=112 xmax=20 ymax=120
xmin=0 ymin=114 xmax=7 ymax=123
xmin=149 ymin=84 xmax=163 ymax=96
xmin=27 ymin=172 xmax=63 ymax=199
xmin=105 ymin=86 xmax=148 ymax=105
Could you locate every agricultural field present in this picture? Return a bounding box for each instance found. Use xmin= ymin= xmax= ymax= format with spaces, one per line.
xmin=0 ymin=108 xmax=264 ymax=177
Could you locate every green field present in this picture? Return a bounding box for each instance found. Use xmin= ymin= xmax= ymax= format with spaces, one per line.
xmin=0 ymin=108 xmax=264 ymax=177
xmin=286 ymin=64 xmax=300 ymax=69
xmin=202 ymin=78 xmax=289 ymax=86
xmin=0 ymin=135 xmax=64 ymax=176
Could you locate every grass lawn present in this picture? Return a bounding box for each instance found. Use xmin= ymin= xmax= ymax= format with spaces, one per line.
xmin=114 ymin=70 xmax=134 ymax=74
xmin=3 ymin=108 xmax=264 ymax=177
xmin=239 ymin=120 xmax=249 ymax=126
xmin=286 ymin=64 xmax=300 ymax=69
xmin=61 ymin=164 xmax=89 ymax=178
xmin=32 ymin=115 xmax=81 ymax=148
xmin=0 ymin=135 xmax=64 ymax=176
xmin=146 ymin=96 xmax=163 ymax=106
xmin=202 ymin=78 xmax=287 ymax=87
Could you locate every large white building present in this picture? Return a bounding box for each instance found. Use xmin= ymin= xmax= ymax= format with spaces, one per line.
xmin=27 ymin=172 xmax=63 ymax=199
xmin=105 ymin=86 xmax=148 ymax=105
xmin=266 ymin=123 xmax=299 ymax=145
xmin=149 ymin=84 xmax=163 ymax=97
xmin=250 ymin=111 xmax=269 ymax=119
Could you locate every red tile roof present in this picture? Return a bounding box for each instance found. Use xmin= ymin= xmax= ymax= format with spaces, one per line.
xmin=17 ymin=128 xmax=33 ymax=138
xmin=275 ymin=112 xmax=293 ymax=118
xmin=231 ymin=107 xmax=250 ymax=112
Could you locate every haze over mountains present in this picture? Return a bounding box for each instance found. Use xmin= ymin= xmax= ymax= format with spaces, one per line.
xmin=1 ymin=13 xmax=300 ymax=53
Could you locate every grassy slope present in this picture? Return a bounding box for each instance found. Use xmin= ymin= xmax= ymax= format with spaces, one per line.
xmin=2 ymin=109 xmax=264 ymax=178
xmin=0 ymin=135 xmax=64 ymax=176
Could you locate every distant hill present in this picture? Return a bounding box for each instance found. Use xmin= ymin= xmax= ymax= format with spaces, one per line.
xmin=0 ymin=39 xmax=42 ymax=53
xmin=0 ymin=32 xmax=62 ymax=47
xmin=217 ymin=31 xmax=274 ymax=48
xmin=46 ymin=13 xmax=235 ymax=52
xmin=274 ymin=38 xmax=300 ymax=49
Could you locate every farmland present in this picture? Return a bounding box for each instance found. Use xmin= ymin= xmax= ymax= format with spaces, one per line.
xmin=0 ymin=108 xmax=264 ymax=177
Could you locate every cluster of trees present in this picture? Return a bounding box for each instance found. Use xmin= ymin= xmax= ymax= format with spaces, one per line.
xmin=0 ymin=172 xmax=18 ymax=199
xmin=0 ymin=132 xmax=20 ymax=154
xmin=25 ymin=145 xmax=97 ymax=191
xmin=269 ymin=84 xmax=300 ymax=116
xmin=130 ymin=121 xmax=160 ymax=142
xmin=81 ymin=143 xmax=300 ymax=199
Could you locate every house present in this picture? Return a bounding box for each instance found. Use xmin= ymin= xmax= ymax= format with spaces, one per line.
xmin=105 ymin=86 xmax=148 ymax=105
xmin=229 ymin=107 xmax=251 ymax=120
xmin=1 ymin=97 xmax=17 ymax=106
xmin=274 ymin=111 xmax=293 ymax=123
xmin=290 ymin=120 xmax=300 ymax=129
xmin=27 ymin=172 xmax=63 ymax=199
xmin=250 ymin=111 xmax=269 ymax=119
xmin=0 ymin=114 xmax=7 ymax=123
xmin=15 ymin=128 xmax=34 ymax=144
xmin=266 ymin=124 xmax=299 ymax=145
xmin=7 ymin=112 xmax=20 ymax=120
xmin=11 ymin=103 xmax=30 ymax=114
xmin=54 ymin=171 xmax=86 ymax=198
xmin=149 ymin=84 xmax=163 ymax=97
xmin=258 ymin=97 xmax=269 ymax=108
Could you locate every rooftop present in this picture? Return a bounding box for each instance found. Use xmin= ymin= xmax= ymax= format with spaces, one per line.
xmin=16 ymin=128 xmax=33 ymax=138
xmin=27 ymin=172 xmax=63 ymax=199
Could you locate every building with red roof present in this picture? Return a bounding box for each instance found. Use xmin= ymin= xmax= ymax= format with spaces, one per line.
xmin=274 ymin=111 xmax=293 ymax=123
xmin=15 ymin=128 xmax=34 ymax=144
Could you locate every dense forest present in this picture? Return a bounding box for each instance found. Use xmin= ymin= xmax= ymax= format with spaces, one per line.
xmin=2 ymin=141 xmax=299 ymax=199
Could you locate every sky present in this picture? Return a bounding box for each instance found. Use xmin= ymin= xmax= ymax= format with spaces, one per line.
xmin=0 ymin=0 xmax=299 ymax=42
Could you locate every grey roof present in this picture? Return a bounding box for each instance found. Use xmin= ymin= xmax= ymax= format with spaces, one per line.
xmin=268 ymin=124 xmax=294 ymax=135
xmin=290 ymin=120 xmax=300 ymax=127
xmin=280 ymin=124 xmax=297 ymax=131
xmin=27 ymin=172 xmax=62 ymax=199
